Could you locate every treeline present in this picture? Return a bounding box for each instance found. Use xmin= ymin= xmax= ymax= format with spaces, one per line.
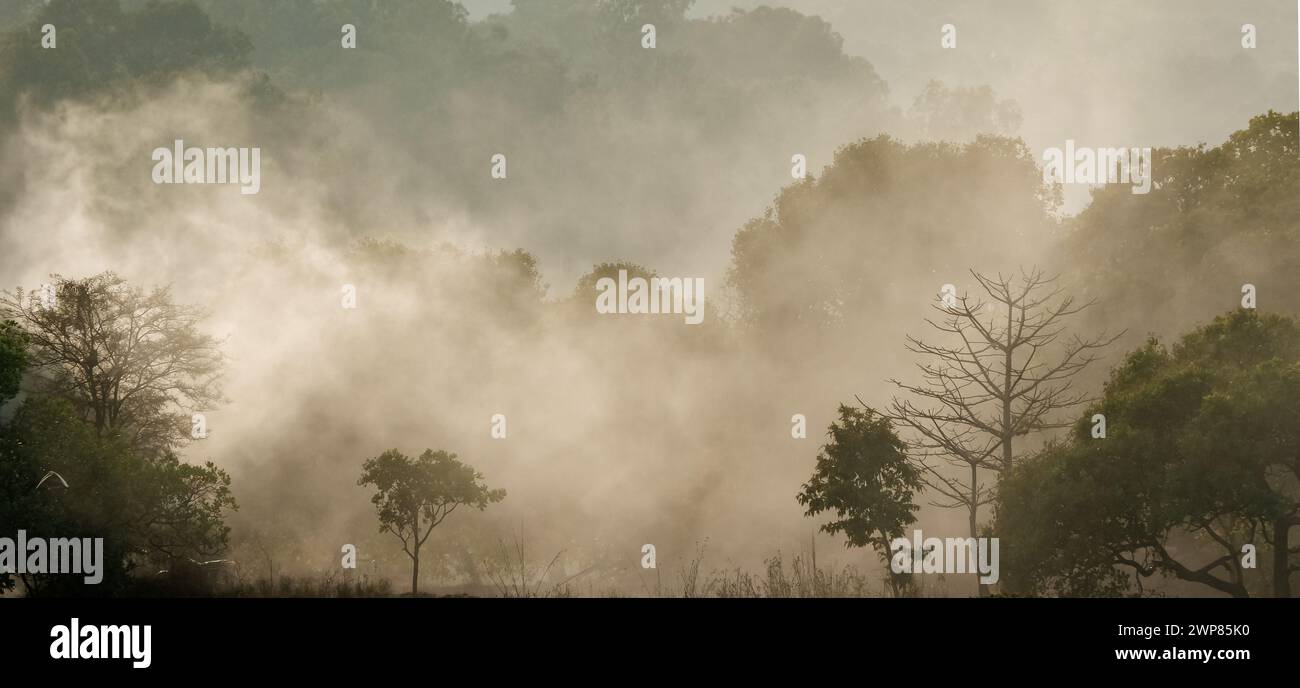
xmin=0 ymin=0 xmax=900 ymax=265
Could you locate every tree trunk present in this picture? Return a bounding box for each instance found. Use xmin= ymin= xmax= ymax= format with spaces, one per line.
xmin=411 ymin=549 xmax=419 ymax=596
xmin=971 ymin=463 xmax=988 ymax=597
xmin=1002 ymin=299 xmax=1013 ymax=472
xmin=411 ymin=512 xmax=420 ymax=596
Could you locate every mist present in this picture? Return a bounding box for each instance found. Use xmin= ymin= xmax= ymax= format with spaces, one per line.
xmin=2 ymin=0 xmax=1296 ymax=597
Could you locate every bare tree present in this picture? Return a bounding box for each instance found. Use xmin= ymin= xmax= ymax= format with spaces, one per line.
xmin=2 ymin=272 xmax=224 ymax=455
xmin=886 ymin=268 xmax=1119 ymax=593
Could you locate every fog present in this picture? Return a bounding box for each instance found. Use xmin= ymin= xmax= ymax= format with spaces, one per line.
xmin=1 ymin=0 xmax=1294 ymax=595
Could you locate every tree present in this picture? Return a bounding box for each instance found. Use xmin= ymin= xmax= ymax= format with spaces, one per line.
xmin=1060 ymin=110 xmax=1300 ymax=346
xmin=726 ymin=136 xmax=1057 ymax=343
xmin=886 ymin=268 xmax=1117 ymax=593
xmin=0 ymin=394 xmax=237 ymax=595
xmin=1 ymin=273 xmax=224 ymax=456
xmin=0 ymin=319 xmax=25 ymax=404
xmin=359 ymin=449 xmax=505 ymax=595
xmin=997 ymin=309 xmax=1300 ymax=597
xmin=1 ymin=276 xmax=236 ymax=595
xmin=797 ymin=405 xmax=921 ymax=596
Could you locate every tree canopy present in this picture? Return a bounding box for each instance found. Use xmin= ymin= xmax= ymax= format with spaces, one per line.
xmin=0 ymin=273 xmax=235 ymax=596
xmin=1061 ymin=110 xmax=1300 ymax=346
xmin=797 ymin=404 xmax=920 ymax=594
xmin=997 ymin=309 xmax=1300 ymax=597
xmin=727 ymin=135 xmax=1057 ymax=342
xmin=0 ymin=0 xmax=252 ymax=121
xmin=0 ymin=377 xmax=235 ymax=595
xmin=359 ymin=448 xmax=505 ymax=595
xmin=2 ymin=273 xmax=224 ymax=456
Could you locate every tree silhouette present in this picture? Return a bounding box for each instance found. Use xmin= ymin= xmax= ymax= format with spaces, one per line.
xmin=887 ymin=268 xmax=1118 ymax=593
xmin=2 ymin=272 xmax=224 ymax=456
xmin=797 ymin=404 xmax=921 ymax=597
xmin=359 ymin=449 xmax=505 ymax=595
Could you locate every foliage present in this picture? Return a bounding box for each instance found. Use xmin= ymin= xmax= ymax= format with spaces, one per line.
xmin=797 ymin=404 xmax=920 ymax=580
xmin=1 ymin=273 xmax=235 ymax=596
xmin=0 ymin=0 xmax=252 ymax=121
xmin=1063 ymin=110 xmax=1300 ymax=343
xmin=359 ymin=448 xmax=505 ymax=594
xmin=1 ymin=272 xmax=224 ymax=456
xmin=727 ymin=135 xmax=1057 ymax=338
xmin=0 ymin=319 xmax=25 ymax=404
xmin=997 ymin=309 xmax=1300 ymax=597
xmin=0 ymin=395 xmax=236 ymax=595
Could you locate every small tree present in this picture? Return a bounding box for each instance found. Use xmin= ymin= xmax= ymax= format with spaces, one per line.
xmin=797 ymin=405 xmax=921 ymax=596
xmin=358 ymin=449 xmax=505 ymax=595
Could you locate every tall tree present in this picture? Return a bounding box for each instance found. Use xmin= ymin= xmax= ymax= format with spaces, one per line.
xmin=887 ymin=268 xmax=1117 ymax=592
xmin=1 ymin=282 xmax=236 ymax=595
xmin=2 ymin=273 xmax=224 ymax=456
xmin=359 ymin=449 xmax=505 ymax=595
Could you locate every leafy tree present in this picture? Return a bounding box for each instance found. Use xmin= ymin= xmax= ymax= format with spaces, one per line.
xmin=797 ymin=404 xmax=921 ymax=596
xmin=0 ymin=319 xmax=25 ymax=404
xmin=727 ymin=135 xmax=1057 ymax=345
xmin=0 ymin=394 xmax=236 ymax=596
xmin=997 ymin=309 xmax=1300 ymax=597
xmin=572 ymin=261 xmax=658 ymax=298
xmin=1 ymin=275 xmax=236 ymax=595
xmin=1061 ymin=110 xmax=1300 ymax=345
xmin=565 ymin=261 xmax=726 ymax=354
xmin=1 ymin=273 xmax=224 ymax=456
xmin=359 ymin=449 xmax=505 ymax=595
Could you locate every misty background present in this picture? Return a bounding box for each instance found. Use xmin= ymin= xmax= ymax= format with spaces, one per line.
xmin=0 ymin=0 xmax=1296 ymax=595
